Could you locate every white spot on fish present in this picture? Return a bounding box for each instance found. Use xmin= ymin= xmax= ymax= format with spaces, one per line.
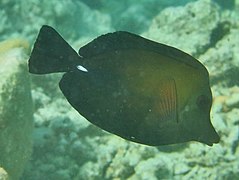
xmin=77 ymin=65 xmax=88 ymax=72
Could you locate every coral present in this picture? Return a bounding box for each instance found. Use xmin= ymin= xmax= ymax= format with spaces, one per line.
xmin=0 ymin=167 xmax=8 ymax=180
xmin=0 ymin=0 xmax=112 ymax=43
xmin=199 ymin=19 xmax=239 ymax=85
xmin=143 ymin=0 xmax=220 ymax=56
xmin=97 ymin=0 xmax=197 ymax=33
xmin=0 ymin=39 xmax=33 ymax=180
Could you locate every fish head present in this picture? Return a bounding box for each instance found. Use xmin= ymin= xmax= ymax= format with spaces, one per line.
xmin=179 ymin=85 xmax=220 ymax=146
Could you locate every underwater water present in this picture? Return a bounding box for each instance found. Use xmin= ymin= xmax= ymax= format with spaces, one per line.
xmin=0 ymin=0 xmax=239 ymax=179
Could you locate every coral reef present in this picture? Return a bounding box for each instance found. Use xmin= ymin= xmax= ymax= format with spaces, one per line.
xmin=0 ymin=39 xmax=33 ymax=180
xmin=88 ymin=0 xmax=197 ymax=33
xmin=0 ymin=0 xmax=197 ymax=42
xmin=0 ymin=0 xmax=112 ymax=42
xmin=143 ymin=0 xmax=220 ymax=56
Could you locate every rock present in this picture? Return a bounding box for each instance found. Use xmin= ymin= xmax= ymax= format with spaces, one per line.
xmin=0 ymin=1 xmax=112 ymax=42
xmin=174 ymin=163 xmax=190 ymax=175
xmin=130 ymin=155 xmax=172 ymax=180
xmin=0 ymin=39 xmax=33 ymax=180
xmin=198 ymin=8 xmax=239 ymax=85
xmin=0 ymin=167 xmax=8 ymax=180
xmin=143 ymin=0 xmax=220 ymax=56
xmin=225 ymin=92 xmax=239 ymax=108
xmin=98 ymin=0 xmax=197 ymax=33
xmin=213 ymin=0 xmax=236 ymax=9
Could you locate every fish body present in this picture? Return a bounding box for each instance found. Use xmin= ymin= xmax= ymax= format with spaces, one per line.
xmin=29 ymin=25 xmax=220 ymax=146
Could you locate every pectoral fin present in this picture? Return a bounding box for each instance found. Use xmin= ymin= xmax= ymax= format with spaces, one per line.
xmin=156 ymin=78 xmax=178 ymax=122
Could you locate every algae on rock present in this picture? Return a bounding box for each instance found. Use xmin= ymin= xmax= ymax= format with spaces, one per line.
xmin=0 ymin=39 xmax=33 ymax=180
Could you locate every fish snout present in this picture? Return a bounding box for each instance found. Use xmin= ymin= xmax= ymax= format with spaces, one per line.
xmin=198 ymin=123 xmax=220 ymax=146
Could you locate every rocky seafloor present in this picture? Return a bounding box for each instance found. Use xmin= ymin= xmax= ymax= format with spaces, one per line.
xmin=0 ymin=0 xmax=239 ymax=179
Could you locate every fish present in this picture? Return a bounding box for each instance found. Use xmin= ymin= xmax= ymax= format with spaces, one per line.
xmin=28 ymin=25 xmax=220 ymax=146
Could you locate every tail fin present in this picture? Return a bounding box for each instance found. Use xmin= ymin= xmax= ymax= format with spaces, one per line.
xmin=28 ymin=25 xmax=81 ymax=74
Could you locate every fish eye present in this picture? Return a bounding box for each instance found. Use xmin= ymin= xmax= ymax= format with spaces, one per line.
xmin=196 ymin=95 xmax=210 ymax=110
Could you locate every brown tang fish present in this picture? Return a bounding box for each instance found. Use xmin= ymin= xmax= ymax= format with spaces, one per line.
xmin=29 ymin=25 xmax=220 ymax=146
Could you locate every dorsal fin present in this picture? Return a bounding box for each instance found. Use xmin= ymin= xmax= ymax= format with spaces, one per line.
xmin=79 ymin=31 xmax=203 ymax=69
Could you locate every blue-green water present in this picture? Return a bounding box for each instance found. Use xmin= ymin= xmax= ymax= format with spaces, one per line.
xmin=0 ymin=0 xmax=239 ymax=179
